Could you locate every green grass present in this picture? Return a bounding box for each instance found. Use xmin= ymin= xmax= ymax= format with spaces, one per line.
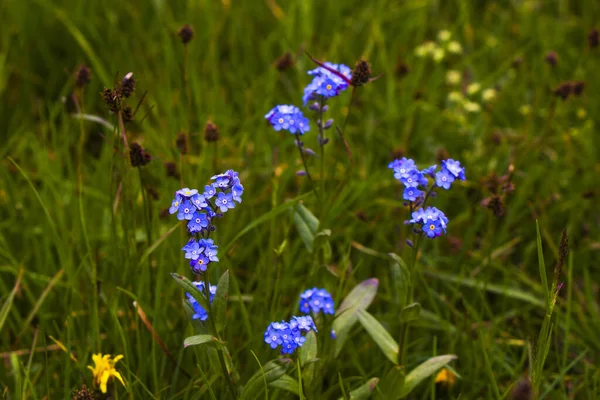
xmin=1 ymin=0 xmax=600 ymax=398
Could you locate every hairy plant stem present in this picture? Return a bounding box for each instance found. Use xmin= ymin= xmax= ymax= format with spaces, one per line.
xmin=398 ymin=234 xmax=423 ymax=364
xmin=294 ymin=132 xmax=319 ymax=200
xmin=318 ymin=96 xmax=326 ymax=209
xmin=203 ymin=273 xmax=237 ymax=397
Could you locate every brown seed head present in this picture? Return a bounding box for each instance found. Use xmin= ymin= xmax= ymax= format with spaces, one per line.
xmin=275 ymin=52 xmax=295 ymax=71
xmin=74 ymin=64 xmax=91 ymax=88
xmin=122 ymin=105 xmax=134 ymax=122
xmin=481 ymin=195 xmax=505 ymax=217
xmin=178 ymin=24 xmax=194 ymax=45
xmin=511 ymin=57 xmax=523 ymax=69
xmin=572 ymin=81 xmax=585 ymax=96
xmin=509 ymin=377 xmax=532 ymax=400
xmin=545 ymin=51 xmax=558 ymax=66
xmin=71 ymin=384 xmax=96 ymax=400
xmin=395 ymin=62 xmax=410 ymax=78
xmin=129 ymin=142 xmax=152 ymax=167
xmin=588 ymin=29 xmax=599 ymax=48
xmin=164 ymin=161 xmax=180 ymax=179
xmin=350 ymin=60 xmax=372 ymax=87
xmin=553 ymin=82 xmax=572 ymax=100
xmin=204 ymin=121 xmax=220 ymax=142
xmin=101 ymin=88 xmax=120 ymax=113
xmin=176 ymin=132 xmax=188 ymax=154
xmin=436 ymin=148 xmax=450 ymax=164
xmin=119 ymin=72 xmax=135 ymax=98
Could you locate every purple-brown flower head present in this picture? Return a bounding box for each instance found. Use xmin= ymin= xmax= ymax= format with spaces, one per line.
xmin=178 ymin=24 xmax=194 ymax=45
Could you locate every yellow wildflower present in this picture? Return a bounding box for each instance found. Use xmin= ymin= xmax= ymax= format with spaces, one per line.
xmin=482 ymin=88 xmax=497 ymax=102
xmin=435 ymin=367 xmax=457 ymax=385
xmin=464 ymin=101 xmax=481 ymax=113
xmin=433 ymin=48 xmax=446 ymax=62
xmin=577 ymin=108 xmax=587 ymax=119
xmin=88 ymin=353 xmax=125 ymax=393
xmin=438 ymin=30 xmax=452 ymax=42
xmin=446 ymin=70 xmax=462 ymax=85
xmin=467 ymin=83 xmax=481 ymax=96
xmin=448 ymin=91 xmax=464 ymax=104
xmin=447 ymin=41 xmax=463 ymax=54
xmin=519 ymin=104 xmax=531 ymax=116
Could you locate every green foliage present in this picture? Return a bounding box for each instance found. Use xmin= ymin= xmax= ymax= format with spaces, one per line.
xmin=1 ymin=0 xmax=599 ymax=398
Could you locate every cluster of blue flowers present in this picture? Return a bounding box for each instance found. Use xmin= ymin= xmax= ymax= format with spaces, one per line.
xmin=299 ymin=287 xmax=335 ymax=315
xmin=264 ymin=316 xmax=317 ymax=355
xmin=303 ymin=62 xmax=352 ymax=105
xmin=264 ymin=105 xmax=310 ymax=135
xmin=266 ymin=60 xmax=352 ymax=136
xmin=185 ymin=281 xmax=217 ymax=321
xmin=168 ymin=170 xmax=243 ymax=274
xmin=388 ymin=157 xmax=466 ymax=239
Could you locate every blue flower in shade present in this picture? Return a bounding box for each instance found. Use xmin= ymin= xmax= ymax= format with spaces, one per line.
xmin=177 ymin=188 xmax=198 ymax=198
xmin=435 ymin=169 xmax=455 ymax=189
xmin=303 ymin=63 xmax=352 ymax=105
xmin=203 ymin=184 xmax=217 ymax=199
xmin=409 ymin=206 xmax=448 ymax=239
xmin=264 ymin=323 xmax=285 ymax=349
xmin=400 ymin=170 xmax=424 ymax=188
xmin=299 ymin=287 xmax=335 ymax=315
xmin=214 ymin=176 xmax=230 ymax=189
xmin=183 ymin=239 xmax=204 ymax=260
xmin=403 ymin=187 xmax=423 ymax=202
xmin=190 ymin=255 xmax=210 ymax=273
xmin=231 ymin=183 xmax=244 ymax=203
xmin=188 ymin=212 xmax=209 ymax=234
xmin=421 ymin=164 xmax=437 ymax=178
xmin=216 ymin=192 xmax=235 ymax=213
xmin=442 ymin=159 xmax=466 ymax=180
xmin=191 ymin=194 xmax=208 ymax=210
xmin=389 ymin=157 xmax=418 ymax=180
xmin=177 ymin=200 xmax=195 ymax=220
xmin=265 ymin=105 xmax=310 ymax=135
xmin=185 ymin=281 xmax=217 ymax=321
xmin=291 ymin=315 xmax=318 ymax=332
xmin=201 ymin=239 xmax=219 ymax=262
xmin=264 ymin=317 xmax=316 ymax=355
xmin=424 ymin=219 xmax=444 ymax=238
xmin=169 ymin=194 xmax=182 ymax=214
xmin=308 ymin=62 xmax=352 ymax=88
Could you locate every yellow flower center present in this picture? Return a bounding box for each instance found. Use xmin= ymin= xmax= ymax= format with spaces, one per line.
xmin=326 ymin=84 xmax=332 ymax=90
xmin=278 ymin=118 xmax=284 ymax=123
xmin=429 ymin=224 xmax=435 ymax=230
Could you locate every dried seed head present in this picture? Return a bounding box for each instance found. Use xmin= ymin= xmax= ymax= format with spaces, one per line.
xmin=122 ymin=105 xmax=134 ymax=122
xmin=509 ymin=377 xmax=532 ymax=400
xmin=572 ymin=81 xmax=585 ymax=96
xmin=204 ymin=121 xmax=220 ymax=142
xmin=553 ymin=82 xmax=572 ymax=100
xmin=555 ymin=229 xmax=569 ymax=279
xmin=129 ymin=142 xmax=151 ymax=167
xmin=391 ymin=147 xmax=405 ymax=160
xmin=350 ymin=60 xmax=372 ymax=87
xmin=176 ymin=132 xmax=188 ymax=154
xmin=164 ymin=161 xmax=180 ymax=179
xmin=101 ymin=88 xmax=120 ymax=113
xmin=119 ymin=72 xmax=135 ymax=98
xmin=481 ymin=195 xmax=505 ymax=217
xmin=178 ymin=24 xmax=194 ymax=45
xmin=588 ymin=29 xmax=599 ymax=48
xmin=275 ymin=52 xmax=295 ymax=71
xmin=395 ymin=62 xmax=410 ymax=78
xmin=74 ymin=64 xmax=91 ymax=88
xmin=146 ymin=187 xmax=160 ymax=201
xmin=545 ymin=51 xmax=558 ymax=67
xmin=511 ymin=57 xmax=523 ymax=69
xmin=436 ymin=148 xmax=450 ymax=163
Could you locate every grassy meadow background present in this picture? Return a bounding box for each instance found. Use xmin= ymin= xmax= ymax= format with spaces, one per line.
xmin=1 ymin=0 xmax=600 ymax=398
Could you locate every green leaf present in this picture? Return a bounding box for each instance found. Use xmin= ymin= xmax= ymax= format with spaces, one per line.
xmin=269 ymin=375 xmax=300 ymax=395
xmin=171 ymin=273 xmax=210 ymax=314
xmin=223 ymin=192 xmax=311 ymax=253
xmin=299 ymin=330 xmax=317 ymax=367
xmin=536 ymin=220 xmax=550 ymax=304
xmin=241 ymin=358 xmax=292 ymax=400
xmin=401 ymin=355 xmax=457 ymax=397
xmin=389 ymin=254 xmax=410 ymax=308
xmin=333 ymin=278 xmax=379 ymax=357
xmin=0 ymin=269 xmax=23 ymax=333
xmin=183 ymin=334 xmax=221 ymax=348
xmin=357 ymin=309 xmax=399 ymax=364
xmin=400 ymin=303 xmax=421 ymax=323
xmin=314 ymin=229 xmax=333 ymax=263
xmin=213 ymin=270 xmax=230 ymax=333
xmin=338 ymin=378 xmax=379 ymax=400
xmin=293 ymin=203 xmax=319 ymax=252
xmin=377 ymin=366 xmax=405 ymax=399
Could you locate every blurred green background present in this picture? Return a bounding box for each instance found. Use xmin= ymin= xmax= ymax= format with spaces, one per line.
xmin=1 ymin=0 xmax=599 ymax=398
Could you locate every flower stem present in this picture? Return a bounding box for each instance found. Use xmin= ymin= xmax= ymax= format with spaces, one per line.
xmin=294 ymin=132 xmax=319 ymax=200
xmin=398 ymin=234 xmax=423 ymax=364
xmin=318 ymin=97 xmax=326 ymax=206
xmin=138 ymin=169 xmax=152 ymax=269
xmin=203 ymin=273 xmax=237 ymax=397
